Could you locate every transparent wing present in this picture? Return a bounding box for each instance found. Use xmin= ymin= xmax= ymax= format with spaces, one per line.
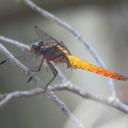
xmin=34 ymin=25 xmax=59 ymax=45
xmin=34 ymin=25 xmax=71 ymax=54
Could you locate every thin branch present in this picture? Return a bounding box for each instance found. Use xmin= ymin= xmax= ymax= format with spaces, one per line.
xmin=1 ymin=83 xmax=128 ymax=113
xmin=0 ymin=35 xmax=28 ymax=50
xmin=22 ymin=0 xmax=116 ymax=97
xmin=0 ymin=43 xmax=84 ymax=128
xmin=53 ymin=84 xmax=128 ymax=112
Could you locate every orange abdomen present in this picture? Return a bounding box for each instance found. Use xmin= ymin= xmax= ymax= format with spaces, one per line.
xmin=67 ymin=55 xmax=127 ymax=81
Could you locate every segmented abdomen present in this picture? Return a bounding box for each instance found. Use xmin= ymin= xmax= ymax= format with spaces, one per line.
xmin=67 ymin=55 xmax=127 ymax=80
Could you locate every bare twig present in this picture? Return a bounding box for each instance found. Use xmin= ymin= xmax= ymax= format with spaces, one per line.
xmin=0 ymin=35 xmax=28 ymax=50
xmin=1 ymin=83 xmax=128 ymax=113
xmin=53 ymin=84 xmax=128 ymax=112
xmin=22 ymin=0 xmax=116 ymax=97
xmin=0 ymin=43 xmax=84 ymax=128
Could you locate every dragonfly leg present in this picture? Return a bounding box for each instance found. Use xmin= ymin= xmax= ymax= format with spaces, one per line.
xmin=44 ymin=60 xmax=58 ymax=91
xmin=28 ymin=56 xmax=45 ymax=82
xmin=28 ymin=56 xmax=45 ymax=72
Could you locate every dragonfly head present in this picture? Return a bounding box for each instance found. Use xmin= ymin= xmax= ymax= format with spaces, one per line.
xmin=29 ymin=39 xmax=44 ymax=53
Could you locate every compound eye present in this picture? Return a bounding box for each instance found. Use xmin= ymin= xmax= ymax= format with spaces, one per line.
xmin=29 ymin=39 xmax=43 ymax=52
xmin=30 ymin=39 xmax=41 ymax=47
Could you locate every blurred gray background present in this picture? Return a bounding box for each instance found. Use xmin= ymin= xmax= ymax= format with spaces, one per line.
xmin=0 ymin=0 xmax=128 ymax=128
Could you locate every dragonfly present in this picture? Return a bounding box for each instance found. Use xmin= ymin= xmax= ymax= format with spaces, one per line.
xmin=1 ymin=26 xmax=127 ymax=89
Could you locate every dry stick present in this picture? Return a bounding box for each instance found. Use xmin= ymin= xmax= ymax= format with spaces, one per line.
xmin=0 ymin=35 xmax=28 ymax=50
xmin=1 ymin=82 xmax=128 ymax=113
xmin=0 ymin=44 xmax=84 ymax=128
xmin=53 ymin=84 xmax=128 ymax=113
xmin=22 ymin=0 xmax=116 ymax=97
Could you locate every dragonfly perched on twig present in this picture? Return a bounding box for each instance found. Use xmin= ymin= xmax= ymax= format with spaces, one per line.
xmin=1 ymin=26 xmax=128 ymax=89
